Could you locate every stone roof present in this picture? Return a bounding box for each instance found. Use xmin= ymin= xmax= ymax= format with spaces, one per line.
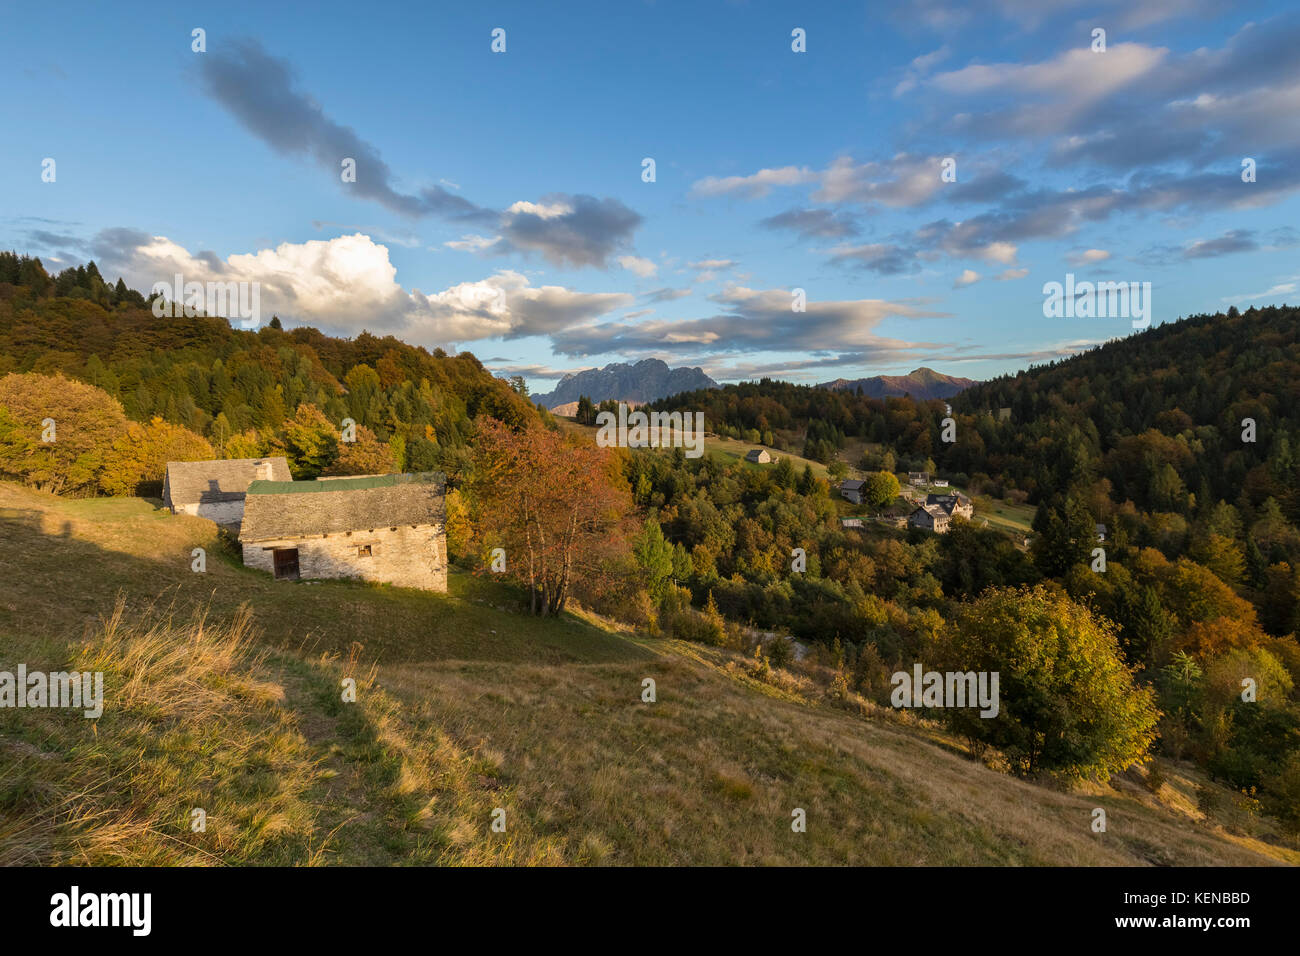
xmin=164 ymin=457 xmax=291 ymax=506
xmin=239 ymin=472 xmax=446 ymax=542
xmin=840 ymin=479 xmax=866 ymax=491
xmin=911 ymin=504 xmax=950 ymax=522
xmin=926 ymin=492 xmax=971 ymax=513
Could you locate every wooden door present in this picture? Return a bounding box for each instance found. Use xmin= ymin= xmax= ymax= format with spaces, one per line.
xmin=273 ymin=548 xmax=299 ymax=580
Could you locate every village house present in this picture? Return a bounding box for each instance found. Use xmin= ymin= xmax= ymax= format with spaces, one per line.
xmin=745 ymin=448 xmax=771 ymax=464
xmin=926 ymin=492 xmax=974 ymax=520
xmin=238 ymin=472 xmax=448 ymax=592
xmin=908 ymin=471 xmax=930 ymax=486
xmin=909 ymin=504 xmax=951 ymax=533
xmin=839 ymin=478 xmax=866 ymax=504
xmin=840 ymin=517 xmax=864 ymax=529
xmin=932 ymin=478 xmax=950 ymax=488
xmin=162 ymin=457 xmax=291 ymax=526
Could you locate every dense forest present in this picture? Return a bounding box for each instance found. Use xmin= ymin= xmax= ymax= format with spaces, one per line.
xmin=3 ymin=251 xmax=1299 ymax=832
xmin=0 ymin=252 xmax=538 ymax=493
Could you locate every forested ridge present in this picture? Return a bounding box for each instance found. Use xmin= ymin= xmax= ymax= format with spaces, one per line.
xmin=0 ymin=251 xmax=538 ymax=490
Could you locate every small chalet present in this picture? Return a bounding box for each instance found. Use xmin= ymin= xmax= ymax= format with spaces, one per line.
xmin=840 ymin=517 xmax=864 ymax=529
xmin=840 ymin=478 xmax=866 ymax=504
xmin=745 ymin=448 xmax=771 ymax=464
xmin=932 ymin=478 xmax=950 ymax=488
xmin=238 ymin=472 xmax=448 ymax=592
xmin=163 ymin=457 xmax=291 ymax=527
xmin=926 ymin=492 xmax=974 ymax=520
xmin=909 ymin=505 xmax=951 ymax=533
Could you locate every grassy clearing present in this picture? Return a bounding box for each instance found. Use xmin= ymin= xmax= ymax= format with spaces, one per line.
xmin=970 ymin=495 xmax=1037 ymax=534
xmin=0 ymin=481 xmax=1292 ymax=866
xmin=553 ymin=416 xmax=831 ymax=478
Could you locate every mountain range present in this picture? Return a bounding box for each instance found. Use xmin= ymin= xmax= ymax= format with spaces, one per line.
xmin=531 ymin=358 xmax=719 ymax=409
xmin=818 ymin=367 xmax=978 ymax=400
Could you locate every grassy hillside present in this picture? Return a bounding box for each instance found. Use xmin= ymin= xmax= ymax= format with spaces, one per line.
xmin=0 ymin=481 xmax=1292 ymax=866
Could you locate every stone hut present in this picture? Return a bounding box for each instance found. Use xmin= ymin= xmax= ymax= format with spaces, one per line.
xmin=238 ymin=472 xmax=447 ymax=591
xmin=163 ymin=457 xmax=291 ymax=526
xmin=745 ymin=448 xmax=771 ymax=464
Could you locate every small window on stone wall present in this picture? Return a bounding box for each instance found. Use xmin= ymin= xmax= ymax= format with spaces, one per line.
xmin=358 ymin=545 xmax=372 ymax=557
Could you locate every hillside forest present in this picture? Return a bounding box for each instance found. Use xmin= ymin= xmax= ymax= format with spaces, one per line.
xmin=2 ymin=250 xmax=1299 ymax=837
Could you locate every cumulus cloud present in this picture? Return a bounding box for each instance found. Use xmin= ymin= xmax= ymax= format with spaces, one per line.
xmin=953 ymin=269 xmax=981 ymax=288
xmin=489 ymin=194 xmax=643 ymax=268
xmin=814 ymin=154 xmax=953 ymax=208
xmin=88 ymin=229 xmax=631 ymax=345
xmin=617 ymin=255 xmax=658 ymax=277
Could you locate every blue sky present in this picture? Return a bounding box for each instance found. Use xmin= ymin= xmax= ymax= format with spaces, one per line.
xmin=4 ymin=0 xmax=1299 ymax=391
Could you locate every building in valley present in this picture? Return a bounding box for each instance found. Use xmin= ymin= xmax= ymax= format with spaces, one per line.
xmin=908 ymin=504 xmax=951 ymax=533
xmin=926 ymin=492 xmax=974 ymax=520
xmin=745 ymin=448 xmax=772 ymax=464
xmin=238 ymin=472 xmax=447 ymax=592
xmin=163 ymin=457 xmax=291 ymax=526
xmin=839 ymin=478 xmax=866 ymax=504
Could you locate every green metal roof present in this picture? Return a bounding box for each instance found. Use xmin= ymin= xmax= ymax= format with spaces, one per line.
xmin=247 ymin=472 xmax=445 ymax=495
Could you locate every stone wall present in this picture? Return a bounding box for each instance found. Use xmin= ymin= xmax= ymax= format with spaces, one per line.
xmin=181 ymin=499 xmax=246 ymax=526
xmin=242 ymin=523 xmax=447 ymax=592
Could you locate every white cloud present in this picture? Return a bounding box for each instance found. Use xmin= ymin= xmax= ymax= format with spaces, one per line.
xmin=815 ymin=154 xmax=951 ymax=208
xmin=444 ymin=234 xmax=498 ymax=252
xmin=93 ymin=231 xmax=632 ymax=345
xmin=1069 ymin=248 xmax=1111 ymax=265
xmin=506 ymin=199 xmax=573 ymax=219
xmin=617 ymin=255 xmax=658 ymax=277
xmin=954 ymin=269 xmax=981 ymax=287
xmin=689 ymin=166 xmax=817 ymax=198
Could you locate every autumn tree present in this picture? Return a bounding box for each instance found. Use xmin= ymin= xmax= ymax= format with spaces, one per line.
xmin=0 ymin=372 xmax=128 ymax=494
xmin=470 ymin=418 xmax=632 ymax=615
xmin=323 ymin=424 xmax=397 ymax=476
xmin=100 ymin=416 xmax=214 ymax=496
xmin=937 ymin=585 xmax=1160 ymax=780
xmin=275 ymin=403 xmax=339 ymax=478
xmin=862 ymin=470 xmax=901 ymax=508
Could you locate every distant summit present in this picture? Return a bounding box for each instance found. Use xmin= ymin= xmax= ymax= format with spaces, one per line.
xmin=819 ymin=367 xmax=978 ymax=401
xmin=532 ymin=358 xmax=719 ymax=409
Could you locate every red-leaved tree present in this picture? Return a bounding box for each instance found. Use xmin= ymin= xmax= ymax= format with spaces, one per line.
xmin=470 ymin=418 xmax=631 ymax=615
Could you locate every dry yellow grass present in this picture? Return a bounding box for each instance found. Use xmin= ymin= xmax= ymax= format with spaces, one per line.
xmin=0 ymin=481 xmax=1293 ymax=866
